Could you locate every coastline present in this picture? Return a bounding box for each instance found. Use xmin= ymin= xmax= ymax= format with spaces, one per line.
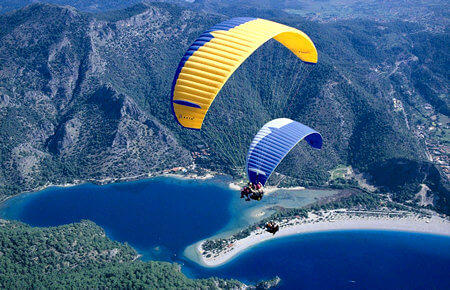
xmin=0 ymin=170 xmax=219 ymax=204
xmin=4 ymin=169 xmax=449 ymax=271
xmin=189 ymin=210 xmax=450 ymax=268
xmin=0 ymin=167 xmax=314 ymax=210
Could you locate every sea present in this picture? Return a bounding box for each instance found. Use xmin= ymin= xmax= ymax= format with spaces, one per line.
xmin=1 ymin=177 xmax=449 ymax=289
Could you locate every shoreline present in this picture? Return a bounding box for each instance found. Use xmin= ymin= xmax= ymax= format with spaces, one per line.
xmin=189 ymin=210 xmax=450 ymax=268
xmin=0 ymin=167 xmax=314 ymax=207
xmin=3 ymin=172 xmax=449 ymax=270
xmin=228 ymin=181 xmax=306 ymax=195
xmin=0 ymin=170 xmax=221 ymax=204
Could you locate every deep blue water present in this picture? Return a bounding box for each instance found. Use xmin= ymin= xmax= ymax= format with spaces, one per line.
xmin=1 ymin=178 xmax=450 ymax=289
xmin=0 ymin=177 xmax=233 ymax=260
xmin=183 ymin=231 xmax=450 ymax=289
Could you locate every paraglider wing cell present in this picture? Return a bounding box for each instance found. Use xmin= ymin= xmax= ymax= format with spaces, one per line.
xmin=246 ymin=118 xmax=322 ymax=186
xmin=171 ymin=17 xmax=318 ymax=130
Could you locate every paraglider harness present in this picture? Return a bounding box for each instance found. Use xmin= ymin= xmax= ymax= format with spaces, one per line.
xmin=265 ymin=221 xmax=279 ymax=235
xmin=240 ymin=177 xmax=264 ymax=201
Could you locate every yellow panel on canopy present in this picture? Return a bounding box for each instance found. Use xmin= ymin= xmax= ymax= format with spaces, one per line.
xmin=171 ymin=17 xmax=318 ymax=130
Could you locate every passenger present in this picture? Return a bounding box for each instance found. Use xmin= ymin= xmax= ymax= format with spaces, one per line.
xmin=272 ymin=224 xmax=279 ymax=235
xmin=250 ymin=190 xmax=263 ymax=201
xmin=265 ymin=221 xmax=279 ymax=235
xmin=240 ymin=187 xmax=247 ymax=198
xmin=241 ymin=186 xmax=251 ymax=198
xmin=241 ymin=181 xmax=264 ymax=201
xmin=255 ymin=182 xmax=263 ymax=194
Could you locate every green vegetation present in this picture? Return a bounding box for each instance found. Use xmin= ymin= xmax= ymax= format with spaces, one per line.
xmin=310 ymin=192 xmax=382 ymax=211
xmin=203 ymin=208 xmax=309 ymax=251
xmin=368 ymin=158 xmax=449 ymax=214
xmin=330 ymin=165 xmax=350 ymax=180
xmin=203 ymin=188 xmax=426 ymax=253
xmin=0 ymin=2 xmax=447 ymax=288
xmin=0 ymin=2 xmax=448 ymax=216
xmin=328 ymin=178 xmax=359 ymax=189
xmin=0 ymin=220 xmax=243 ymax=289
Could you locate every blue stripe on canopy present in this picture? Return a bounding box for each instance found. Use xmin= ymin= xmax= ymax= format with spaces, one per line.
xmin=246 ymin=118 xmax=322 ymax=186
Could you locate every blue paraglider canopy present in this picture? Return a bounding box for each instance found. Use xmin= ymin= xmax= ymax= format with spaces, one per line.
xmin=246 ymin=118 xmax=322 ymax=186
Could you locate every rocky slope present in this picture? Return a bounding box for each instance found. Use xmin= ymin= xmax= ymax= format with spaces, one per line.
xmin=0 ymin=3 xmax=194 ymax=196
xmin=0 ymin=2 xmax=448 ymax=213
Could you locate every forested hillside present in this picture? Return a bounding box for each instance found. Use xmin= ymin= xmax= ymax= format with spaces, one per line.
xmin=0 ymin=2 xmax=448 ymax=213
xmin=0 ymin=219 xmax=243 ymax=288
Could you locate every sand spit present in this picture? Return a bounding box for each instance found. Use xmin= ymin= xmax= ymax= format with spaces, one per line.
xmin=194 ymin=209 xmax=450 ymax=267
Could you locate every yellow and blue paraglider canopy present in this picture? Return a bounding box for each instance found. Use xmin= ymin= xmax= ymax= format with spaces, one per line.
xmin=246 ymin=118 xmax=322 ymax=186
xmin=171 ymin=17 xmax=318 ymax=130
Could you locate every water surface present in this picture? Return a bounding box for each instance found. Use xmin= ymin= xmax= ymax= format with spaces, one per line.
xmin=182 ymin=231 xmax=450 ymax=289
xmin=1 ymin=177 xmax=449 ymax=289
xmin=0 ymin=177 xmax=234 ymax=260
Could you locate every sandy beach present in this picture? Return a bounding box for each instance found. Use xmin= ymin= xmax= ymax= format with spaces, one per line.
xmin=193 ymin=210 xmax=450 ymax=267
xmin=264 ymin=186 xmax=306 ymax=195
xmin=228 ymin=183 xmax=306 ymax=195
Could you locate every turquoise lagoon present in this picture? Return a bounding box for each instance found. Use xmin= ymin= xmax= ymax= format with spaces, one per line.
xmin=1 ymin=177 xmax=449 ymax=289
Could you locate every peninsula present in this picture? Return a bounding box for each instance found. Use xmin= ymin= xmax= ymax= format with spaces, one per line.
xmin=189 ymin=209 xmax=450 ymax=267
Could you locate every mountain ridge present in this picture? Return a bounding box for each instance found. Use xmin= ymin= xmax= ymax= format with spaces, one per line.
xmin=0 ymin=2 xmax=448 ymax=213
